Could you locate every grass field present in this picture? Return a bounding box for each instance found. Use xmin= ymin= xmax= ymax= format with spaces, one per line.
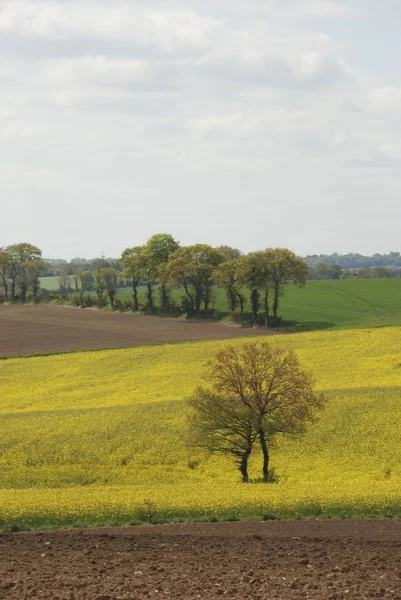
xmin=40 ymin=277 xmax=401 ymax=331
xmin=0 ymin=327 xmax=400 ymax=529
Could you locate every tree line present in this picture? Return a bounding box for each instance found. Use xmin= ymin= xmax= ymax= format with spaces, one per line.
xmin=119 ymin=235 xmax=308 ymax=323
xmin=4 ymin=235 xmax=397 ymax=323
xmin=0 ymin=235 xmax=309 ymax=324
xmin=305 ymin=251 xmax=401 ymax=269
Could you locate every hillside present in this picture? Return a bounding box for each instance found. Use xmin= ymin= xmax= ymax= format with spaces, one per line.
xmin=39 ymin=277 xmax=401 ymax=331
xmin=0 ymin=327 xmax=400 ymax=528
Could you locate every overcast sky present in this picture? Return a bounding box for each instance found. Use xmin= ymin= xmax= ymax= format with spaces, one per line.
xmin=1 ymin=0 xmax=400 ymax=259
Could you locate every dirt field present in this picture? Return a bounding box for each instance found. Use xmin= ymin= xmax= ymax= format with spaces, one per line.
xmin=0 ymin=520 xmax=400 ymax=599
xmin=0 ymin=304 xmax=271 ymax=357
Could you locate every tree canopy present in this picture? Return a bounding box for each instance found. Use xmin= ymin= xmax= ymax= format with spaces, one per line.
xmin=189 ymin=342 xmax=326 ymax=482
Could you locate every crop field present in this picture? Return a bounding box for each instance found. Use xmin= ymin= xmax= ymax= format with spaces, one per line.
xmin=0 ymin=304 xmax=268 ymax=357
xmin=40 ymin=277 xmax=401 ymax=330
xmin=0 ymin=327 xmax=400 ymax=530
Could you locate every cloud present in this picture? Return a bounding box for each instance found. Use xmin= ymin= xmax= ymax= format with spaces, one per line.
xmin=0 ymin=1 xmax=222 ymax=55
xmin=0 ymin=0 xmax=399 ymax=256
xmin=370 ymin=86 xmax=401 ymax=112
xmin=254 ymin=0 xmax=348 ymax=19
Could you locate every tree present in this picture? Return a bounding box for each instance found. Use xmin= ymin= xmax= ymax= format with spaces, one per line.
xmin=237 ymin=253 xmax=265 ymax=322
xmin=189 ymin=388 xmax=258 ymax=482
xmin=58 ymin=265 xmax=72 ymax=294
xmin=26 ymin=259 xmax=48 ymax=303
xmin=76 ymin=270 xmax=92 ymax=303
xmin=94 ymin=271 xmax=105 ymax=303
xmin=120 ymin=246 xmax=147 ymax=311
xmin=98 ymin=267 xmax=120 ymax=309
xmin=159 ymin=244 xmax=224 ymax=314
xmin=188 ymin=342 xmax=325 ymax=482
xmin=0 ymin=248 xmax=12 ymax=301
xmin=215 ymin=246 xmax=242 ymax=261
xmin=213 ymin=259 xmax=245 ymax=314
xmin=314 ymin=261 xmax=343 ymax=280
xmin=146 ymin=233 xmax=180 ymax=311
xmin=263 ymin=249 xmax=309 ymax=321
xmin=7 ymin=243 xmax=42 ymax=301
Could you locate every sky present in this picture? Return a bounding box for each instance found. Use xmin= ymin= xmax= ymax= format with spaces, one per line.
xmin=1 ymin=0 xmax=401 ymax=259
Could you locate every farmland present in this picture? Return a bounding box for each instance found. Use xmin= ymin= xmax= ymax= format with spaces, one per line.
xmin=40 ymin=277 xmax=401 ymax=330
xmin=0 ymin=304 xmax=269 ymax=357
xmin=2 ymin=521 xmax=401 ymax=600
xmin=0 ymin=327 xmax=400 ymax=529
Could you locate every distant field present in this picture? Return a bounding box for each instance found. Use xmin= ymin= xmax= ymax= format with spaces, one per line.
xmin=0 ymin=327 xmax=400 ymax=528
xmin=40 ymin=277 xmax=401 ymax=331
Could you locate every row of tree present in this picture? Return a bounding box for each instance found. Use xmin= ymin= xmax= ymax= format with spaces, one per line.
xmin=119 ymin=234 xmax=308 ymax=322
xmin=0 ymin=235 xmax=308 ymax=323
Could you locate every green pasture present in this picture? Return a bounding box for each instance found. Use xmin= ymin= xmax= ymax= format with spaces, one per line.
xmin=40 ymin=277 xmax=401 ymax=332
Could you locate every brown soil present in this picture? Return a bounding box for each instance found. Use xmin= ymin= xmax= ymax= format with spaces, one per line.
xmin=1 ymin=521 xmax=400 ymax=599
xmin=0 ymin=304 xmax=272 ymax=357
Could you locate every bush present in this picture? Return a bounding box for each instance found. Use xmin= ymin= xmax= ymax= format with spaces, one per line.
xmin=113 ymin=299 xmax=124 ymax=312
xmin=94 ymin=296 xmax=107 ymax=308
xmin=81 ymin=295 xmax=93 ymax=308
xmin=262 ymin=512 xmax=278 ymax=521
xmin=70 ymin=294 xmax=81 ymax=307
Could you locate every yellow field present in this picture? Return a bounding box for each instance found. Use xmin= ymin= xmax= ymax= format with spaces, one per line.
xmin=0 ymin=327 xmax=401 ymax=527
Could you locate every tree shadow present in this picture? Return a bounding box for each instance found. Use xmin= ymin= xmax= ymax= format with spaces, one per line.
xmin=279 ymin=320 xmax=336 ymax=332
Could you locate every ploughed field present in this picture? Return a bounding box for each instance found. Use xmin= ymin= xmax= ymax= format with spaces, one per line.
xmin=0 ymin=327 xmax=400 ymax=528
xmin=0 ymin=304 xmax=268 ymax=357
xmin=2 ymin=520 xmax=401 ymax=599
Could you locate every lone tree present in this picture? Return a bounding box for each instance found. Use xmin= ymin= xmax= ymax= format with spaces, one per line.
xmin=188 ymin=342 xmax=325 ymax=483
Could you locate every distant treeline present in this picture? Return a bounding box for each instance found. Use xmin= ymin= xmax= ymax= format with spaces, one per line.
xmin=304 ymin=252 xmax=401 ymax=269
xmin=45 ymin=251 xmax=401 ymax=272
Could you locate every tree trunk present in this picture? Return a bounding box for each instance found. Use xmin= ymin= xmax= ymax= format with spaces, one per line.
xmin=236 ymin=291 xmax=245 ymax=314
xmin=32 ymin=278 xmax=40 ymax=303
xmin=258 ymin=428 xmax=269 ymax=482
xmin=146 ymin=282 xmax=154 ymax=311
xmin=264 ymin=287 xmax=269 ymax=322
xmin=239 ymin=446 xmax=252 ymax=483
xmin=160 ymin=284 xmax=169 ymax=311
xmin=183 ymin=283 xmax=195 ymax=313
xmin=273 ymin=283 xmax=280 ymax=320
xmin=20 ymin=281 xmax=27 ymax=303
xmin=132 ymin=279 xmax=139 ymax=311
xmin=1 ymin=275 xmax=8 ymax=301
xmin=227 ymin=286 xmax=236 ymax=312
xmin=11 ymin=276 xmax=16 ymax=301
xmin=250 ymin=289 xmax=259 ymax=322
xmin=204 ymin=284 xmax=211 ymax=311
xmin=195 ymin=286 xmax=202 ymax=313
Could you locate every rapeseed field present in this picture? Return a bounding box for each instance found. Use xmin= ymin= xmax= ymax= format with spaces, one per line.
xmin=0 ymin=327 xmax=400 ymax=528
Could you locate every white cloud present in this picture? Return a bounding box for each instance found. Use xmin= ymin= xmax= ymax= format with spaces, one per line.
xmin=0 ymin=0 xmax=399 ymax=256
xmin=185 ymin=113 xmax=260 ymax=138
xmin=370 ymin=86 xmax=401 ymax=111
xmin=254 ymin=0 xmax=348 ymax=19
xmin=0 ymin=1 xmax=222 ymax=53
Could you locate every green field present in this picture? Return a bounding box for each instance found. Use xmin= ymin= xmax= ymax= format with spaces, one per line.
xmin=40 ymin=277 xmax=401 ymax=331
xmin=0 ymin=327 xmax=400 ymax=529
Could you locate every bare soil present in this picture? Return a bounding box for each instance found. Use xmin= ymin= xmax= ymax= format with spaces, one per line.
xmin=0 ymin=520 xmax=400 ymax=599
xmin=0 ymin=304 xmax=272 ymax=357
